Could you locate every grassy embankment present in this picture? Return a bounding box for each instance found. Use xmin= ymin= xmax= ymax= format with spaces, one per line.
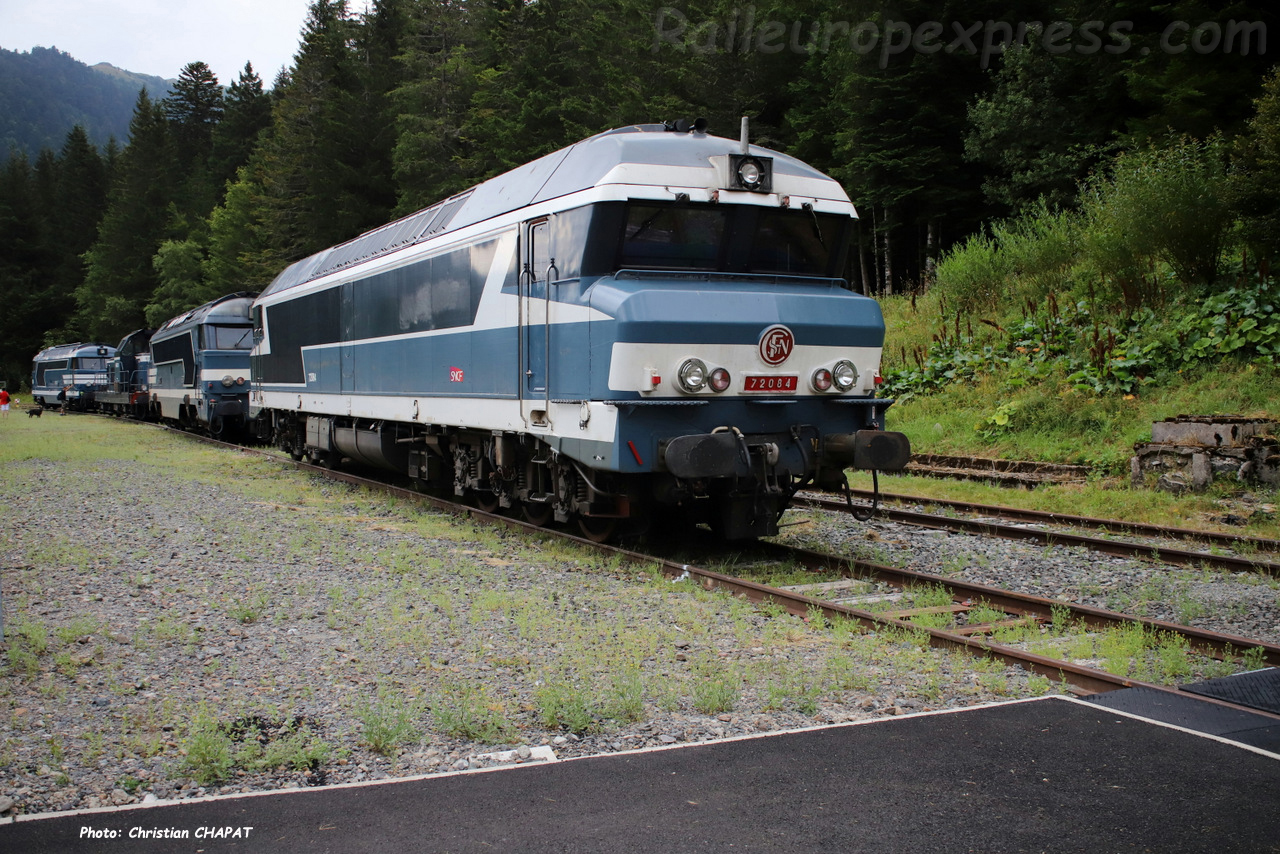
xmin=858 ymin=287 xmax=1280 ymax=538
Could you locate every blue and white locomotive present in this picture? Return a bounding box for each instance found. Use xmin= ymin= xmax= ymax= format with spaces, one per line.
xmin=149 ymin=293 xmax=256 ymax=438
xmin=30 ymin=342 xmax=115 ymax=411
xmin=96 ymin=328 xmax=154 ymax=418
xmin=251 ymin=122 xmax=909 ymax=540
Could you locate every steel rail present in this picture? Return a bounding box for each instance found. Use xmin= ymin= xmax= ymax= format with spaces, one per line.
xmin=749 ymin=540 xmax=1280 ymax=668
xmin=841 ymin=488 xmax=1280 ymax=551
xmin=798 ymin=493 xmax=1280 ymax=578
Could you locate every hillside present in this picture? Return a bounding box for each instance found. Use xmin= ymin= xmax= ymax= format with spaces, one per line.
xmin=0 ymin=45 xmax=172 ymax=155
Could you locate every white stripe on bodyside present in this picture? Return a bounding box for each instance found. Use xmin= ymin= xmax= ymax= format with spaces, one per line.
xmin=255 ymin=390 xmax=620 ymax=444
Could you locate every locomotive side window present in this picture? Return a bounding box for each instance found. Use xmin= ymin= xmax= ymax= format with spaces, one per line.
xmin=550 ymin=205 xmax=593 ymax=280
xmin=37 ymin=359 xmax=68 ymax=386
xmin=529 ymin=219 xmax=551 ymax=283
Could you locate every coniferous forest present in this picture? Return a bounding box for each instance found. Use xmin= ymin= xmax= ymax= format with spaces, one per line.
xmin=2 ymin=0 xmax=1278 ymax=392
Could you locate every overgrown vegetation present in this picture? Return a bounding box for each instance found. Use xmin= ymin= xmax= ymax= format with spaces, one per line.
xmin=874 ymin=69 xmax=1280 ymax=505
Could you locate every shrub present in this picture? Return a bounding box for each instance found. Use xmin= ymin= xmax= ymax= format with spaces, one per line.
xmin=933 ymin=230 xmax=1009 ymax=313
xmin=1079 ymin=136 xmax=1233 ymax=306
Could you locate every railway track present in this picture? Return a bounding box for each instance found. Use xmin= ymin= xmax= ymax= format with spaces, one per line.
xmin=798 ymin=491 xmax=1280 ymax=578
xmin=116 ymin=419 xmax=1280 ymax=723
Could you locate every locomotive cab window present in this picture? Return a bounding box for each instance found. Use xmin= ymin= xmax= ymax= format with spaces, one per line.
xmin=207 ymin=326 xmax=254 ymax=350
xmin=614 ymin=201 xmax=848 ymax=279
xmin=620 ymin=204 xmax=725 ymax=270
xmin=749 ymin=208 xmax=847 ymax=276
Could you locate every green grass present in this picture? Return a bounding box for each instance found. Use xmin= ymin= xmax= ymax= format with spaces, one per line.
xmin=870 ymin=289 xmax=1280 ymax=539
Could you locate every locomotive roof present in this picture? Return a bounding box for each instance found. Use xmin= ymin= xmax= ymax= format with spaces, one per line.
xmin=152 ymin=292 xmax=257 ymax=342
xmin=113 ymin=328 xmax=154 ymax=356
xmin=32 ymin=342 xmax=115 ymax=361
xmin=261 ymin=125 xmax=854 ymax=299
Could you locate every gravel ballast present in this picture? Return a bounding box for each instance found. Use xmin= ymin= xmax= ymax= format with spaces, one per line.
xmin=0 ymin=421 xmax=1274 ymax=817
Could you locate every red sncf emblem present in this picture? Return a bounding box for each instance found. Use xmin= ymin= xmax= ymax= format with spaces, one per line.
xmin=759 ymin=325 xmax=794 ymax=366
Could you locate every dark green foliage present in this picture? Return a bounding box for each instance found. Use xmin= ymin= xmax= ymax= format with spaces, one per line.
xmin=1079 ymin=136 xmax=1233 ymax=298
xmin=164 ymin=62 xmax=225 ymax=164
xmin=246 ymin=0 xmax=399 ymax=264
xmin=965 ymin=45 xmax=1122 ymax=214
xmin=0 ymin=124 xmax=112 ymax=388
xmin=0 ymin=152 xmax=55 ymax=389
xmin=78 ymin=90 xmax=179 ymax=340
xmin=210 ymin=64 xmax=273 ymax=190
xmin=1229 ymin=67 xmax=1280 ymax=270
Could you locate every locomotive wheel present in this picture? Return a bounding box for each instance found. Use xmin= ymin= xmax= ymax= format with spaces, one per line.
xmin=474 ymin=491 xmax=501 ymax=514
xmin=520 ymin=501 xmax=554 ymax=527
xmin=577 ymin=515 xmax=617 ymax=543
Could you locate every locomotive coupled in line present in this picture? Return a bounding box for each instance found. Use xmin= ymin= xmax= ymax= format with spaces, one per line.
xmin=148 ymin=293 xmax=256 ymax=439
xmin=249 ymin=120 xmax=910 ymax=541
xmin=30 ymin=342 xmax=114 ymax=411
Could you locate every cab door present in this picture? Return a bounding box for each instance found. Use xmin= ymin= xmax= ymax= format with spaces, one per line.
xmin=521 ymin=219 xmax=551 ymax=415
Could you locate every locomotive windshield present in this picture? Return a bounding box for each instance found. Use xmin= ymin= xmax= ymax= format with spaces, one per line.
xmin=615 ymin=202 xmax=849 ymax=278
xmin=208 ymin=325 xmax=254 ymax=350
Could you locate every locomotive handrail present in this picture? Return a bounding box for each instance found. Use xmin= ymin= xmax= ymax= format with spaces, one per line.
xmin=544 ymin=259 xmax=557 ymax=415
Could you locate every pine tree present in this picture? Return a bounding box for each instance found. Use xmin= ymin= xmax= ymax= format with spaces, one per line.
xmin=210 ymin=63 xmax=273 ymax=189
xmin=164 ymin=62 xmax=225 ymax=164
xmin=78 ymin=89 xmax=179 ymax=340
xmin=392 ymin=0 xmax=479 ymax=212
xmin=964 ymin=45 xmax=1124 ymax=214
xmin=0 ymin=151 xmax=56 ymax=387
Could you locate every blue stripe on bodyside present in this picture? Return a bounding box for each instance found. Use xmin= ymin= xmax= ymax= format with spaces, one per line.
xmin=293 ymin=327 xmax=522 ymax=398
xmin=587 ymin=278 xmax=885 ymax=348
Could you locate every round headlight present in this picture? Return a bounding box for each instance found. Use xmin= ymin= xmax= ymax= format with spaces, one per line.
xmin=709 ymin=367 xmax=731 ymax=393
xmin=677 ymin=358 xmax=708 ymax=393
xmin=235 ymin=376 xmax=245 ymax=385
xmin=737 ymin=158 xmax=763 ymax=189
xmin=812 ymin=368 xmax=833 ymax=392
xmin=832 ymin=360 xmax=858 ymax=392
xmin=221 ymin=375 xmax=235 ymax=388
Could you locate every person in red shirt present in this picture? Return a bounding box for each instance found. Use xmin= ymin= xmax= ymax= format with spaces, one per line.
xmin=0 ymin=387 xmax=10 ymax=416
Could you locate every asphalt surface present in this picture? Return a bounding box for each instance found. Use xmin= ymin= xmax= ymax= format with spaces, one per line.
xmin=2 ymin=696 xmax=1278 ymax=853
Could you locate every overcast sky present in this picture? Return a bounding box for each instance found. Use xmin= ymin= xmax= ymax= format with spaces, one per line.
xmin=0 ymin=0 xmax=323 ymax=84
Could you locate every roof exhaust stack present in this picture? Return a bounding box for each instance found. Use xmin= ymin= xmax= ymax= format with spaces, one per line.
xmin=740 ymin=117 xmax=750 ymax=154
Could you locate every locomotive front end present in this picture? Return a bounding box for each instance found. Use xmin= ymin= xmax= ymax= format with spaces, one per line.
xmin=593 ymin=269 xmax=909 ymax=540
xmin=570 ymin=127 xmax=910 ymax=539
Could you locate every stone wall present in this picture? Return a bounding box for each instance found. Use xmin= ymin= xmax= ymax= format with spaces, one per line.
xmin=1130 ymin=417 xmax=1280 ymax=493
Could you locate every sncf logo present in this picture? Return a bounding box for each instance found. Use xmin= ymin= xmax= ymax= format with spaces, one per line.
xmin=758 ymin=325 xmax=794 ymax=366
